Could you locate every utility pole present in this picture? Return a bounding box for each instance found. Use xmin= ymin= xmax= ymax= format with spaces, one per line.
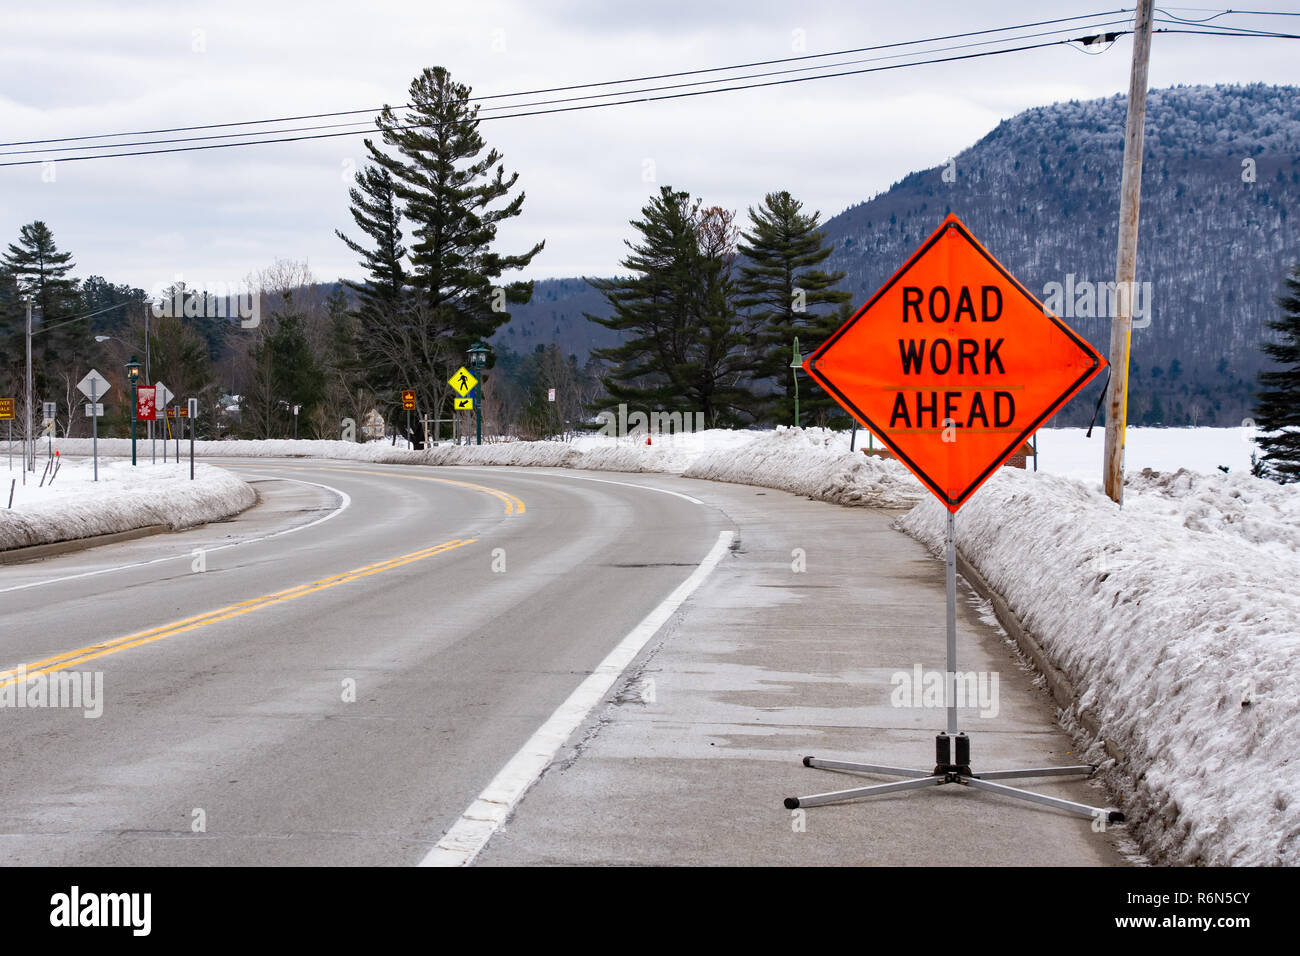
xmin=1102 ymin=0 xmax=1154 ymax=505
xmin=25 ymin=298 xmax=32 ymax=475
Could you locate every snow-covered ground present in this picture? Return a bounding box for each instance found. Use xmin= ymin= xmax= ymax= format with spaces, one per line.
xmin=899 ymin=467 xmax=1300 ymax=866
xmin=1 ymin=457 xmax=256 ymax=551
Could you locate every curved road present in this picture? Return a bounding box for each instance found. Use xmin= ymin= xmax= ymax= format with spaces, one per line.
xmin=0 ymin=460 xmax=730 ymax=865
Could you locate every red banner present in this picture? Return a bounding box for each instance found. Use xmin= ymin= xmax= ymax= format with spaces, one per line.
xmin=136 ymin=385 xmax=157 ymax=421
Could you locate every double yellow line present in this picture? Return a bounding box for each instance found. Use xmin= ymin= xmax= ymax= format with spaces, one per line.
xmin=251 ymin=464 xmax=527 ymax=515
xmin=0 ymin=538 xmax=474 ymax=688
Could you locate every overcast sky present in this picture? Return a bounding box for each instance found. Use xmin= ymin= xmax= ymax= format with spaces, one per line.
xmin=2 ymin=1 xmax=1296 ymax=298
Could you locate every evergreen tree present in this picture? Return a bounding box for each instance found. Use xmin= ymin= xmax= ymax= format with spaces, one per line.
xmin=589 ymin=187 xmax=759 ymax=427
xmin=736 ymin=191 xmax=851 ymax=425
xmin=1253 ymin=263 xmax=1300 ymax=482
xmin=335 ymin=164 xmax=408 ymax=341
xmin=1 ymin=222 xmax=84 ymax=413
xmin=351 ymin=66 xmax=542 ymax=430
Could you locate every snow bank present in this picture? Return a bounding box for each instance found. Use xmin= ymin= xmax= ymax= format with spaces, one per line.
xmin=1 ymin=459 xmax=256 ymax=552
xmin=682 ymin=427 xmax=925 ymax=509
xmin=897 ymin=467 xmax=1300 ymax=866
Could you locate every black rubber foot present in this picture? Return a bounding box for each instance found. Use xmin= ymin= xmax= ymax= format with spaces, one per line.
xmin=1108 ymin=810 xmax=1125 ymax=824
xmin=801 ymin=756 xmax=813 ymax=767
xmin=784 ymin=797 xmax=801 ymax=810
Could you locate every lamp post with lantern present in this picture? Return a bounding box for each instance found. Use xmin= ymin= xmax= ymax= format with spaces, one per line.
xmin=467 ymin=342 xmax=490 ymax=446
xmin=126 ymin=356 xmax=141 ymax=466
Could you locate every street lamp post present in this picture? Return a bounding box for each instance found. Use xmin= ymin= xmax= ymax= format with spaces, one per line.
xmin=467 ymin=342 xmax=490 ymax=447
xmin=126 ymin=356 xmax=141 ymax=466
xmin=790 ymin=337 xmax=803 ymax=428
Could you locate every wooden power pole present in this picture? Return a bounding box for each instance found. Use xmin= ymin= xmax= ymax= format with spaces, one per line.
xmin=1103 ymin=0 xmax=1155 ymax=504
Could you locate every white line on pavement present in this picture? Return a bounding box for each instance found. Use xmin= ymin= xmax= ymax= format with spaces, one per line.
xmin=481 ymin=468 xmax=705 ymax=505
xmin=419 ymin=528 xmax=734 ymax=867
xmin=0 ymin=475 xmax=351 ymax=594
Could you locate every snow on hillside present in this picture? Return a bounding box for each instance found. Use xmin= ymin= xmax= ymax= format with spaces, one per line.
xmin=1 ymin=458 xmax=255 ymax=551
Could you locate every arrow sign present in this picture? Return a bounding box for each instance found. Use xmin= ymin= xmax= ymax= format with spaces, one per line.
xmin=804 ymin=214 xmax=1105 ymax=512
xmin=454 ymin=397 xmax=474 ymax=411
xmin=154 ymin=381 xmax=173 ymax=407
xmin=77 ymin=369 xmax=111 ymax=400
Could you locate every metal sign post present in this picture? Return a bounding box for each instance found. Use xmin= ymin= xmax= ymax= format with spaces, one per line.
xmin=785 ymin=214 xmax=1120 ymax=824
xmin=76 ymin=371 xmax=111 ymax=482
xmin=188 ymin=398 xmax=197 ymax=479
xmin=1 ymin=398 xmax=14 ymax=471
xmin=90 ymin=382 xmax=99 ymax=481
xmin=153 ymin=382 xmax=172 ymax=465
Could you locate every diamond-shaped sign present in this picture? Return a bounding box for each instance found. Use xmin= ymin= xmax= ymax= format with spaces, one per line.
xmin=77 ymin=369 xmax=111 ymax=400
xmin=448 ymin=366 xmax=478 ymax=398
xmin=804 ymin=214 xmax=1105 ymax=512
xmin=154 ymin=381 xmax=173 ymax=407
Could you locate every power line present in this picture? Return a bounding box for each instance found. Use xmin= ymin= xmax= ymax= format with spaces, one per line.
xmin=0 ymin=10 xmax=1131 ymax=149
xmin=0 ymin=36 xmax=1120 ymax=168
xmin=2 ymin=17 xmax=1294 ymax=169
xmin=0 ymin=17 xmax=1139 ymax=159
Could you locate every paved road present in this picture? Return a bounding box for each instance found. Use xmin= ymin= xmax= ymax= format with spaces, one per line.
xmin=0 ymin=459 xmax=1132 ymax=866
xmin=0 ymin=460 xmax=728 ymax=865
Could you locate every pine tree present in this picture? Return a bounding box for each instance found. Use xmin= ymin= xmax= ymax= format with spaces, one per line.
xmin=366 ymin=67 xmax=541 ymax=398
xmin=338 ymin=66 xmax=543 ymax=440
xmin=336 ymin=164 xmax=408 ymax=337
xmin=1253 ymin=263 xmax=1300 ymax=482
xmin=1 ymin=221 xmax=84 ymax=411
xmin=736 ymin=192 xmax=850 ymax=425
xmin=589 ymin=187 xmax=759 ymax=427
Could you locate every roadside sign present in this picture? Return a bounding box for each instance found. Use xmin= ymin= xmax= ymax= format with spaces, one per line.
xmin=154 ymin=381 xmax=173 ymax=408
xmin=0 ymin=398 xmax=12 ymax=420
xmin=188 ymin=398 xmax=197 ymax=419
xmin=401 ymin=389 xmax=416 ymax=410
xmin=42 ymin=401 xmax=56 ymax=423
xmin=448 ymin=367 xmax=478 ymax=398
xmin=547 ymin=388 xmax=556 ymax=403
xmin=454 ymin=397 xmax=474 ymax=411
xmin=136 ymin=385 xmax=157 ymax=421
xmin=85 ymin=403 xmax=104 ymax=417
xmin=804 ymin=213 xmax=1104 ymax=511
xmin=77 ymin=369 xmax=111 ymax=400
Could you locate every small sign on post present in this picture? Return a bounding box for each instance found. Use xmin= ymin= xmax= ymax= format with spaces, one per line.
xmin=77 ymin=370 xmax=112 ymax=482
xmin=547 ymin=388 xmax=556 ymax=403
xmin=0 ymin=397 xmax=13 ymax=473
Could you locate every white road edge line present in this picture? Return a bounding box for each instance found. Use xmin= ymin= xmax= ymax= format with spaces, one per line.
xmin=0 ymin=475 xmax=351 ymax=595
xmin=420 ymin=527 xmax=734 ymax=867
xmin=478 ymin=468 xmax=705 ymax=505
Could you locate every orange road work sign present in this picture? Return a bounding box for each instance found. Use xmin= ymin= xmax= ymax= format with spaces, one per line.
xmin=401 ymin=389 xmax=417 ymax=411
xmin=804 ymin=214 xmax=1105 ymax=512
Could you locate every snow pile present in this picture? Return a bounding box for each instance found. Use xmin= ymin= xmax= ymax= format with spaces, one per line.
xmin=683 ymin=427 xmax=925 ymax=509
xmin=0 ymin=459 xmax=255 ymax=551
xmin=898 ymin=467 xmax=1300 ymax=866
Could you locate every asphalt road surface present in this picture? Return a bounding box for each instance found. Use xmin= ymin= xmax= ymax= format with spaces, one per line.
xmin=0 ymin=459 xmax=1130 ymax=866
xmin=0 ymin=460 xmax=729 ymax=865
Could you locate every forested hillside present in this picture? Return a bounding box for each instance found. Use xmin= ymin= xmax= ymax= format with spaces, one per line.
xmin=519 ymin=83 xmax=1298 ymax=425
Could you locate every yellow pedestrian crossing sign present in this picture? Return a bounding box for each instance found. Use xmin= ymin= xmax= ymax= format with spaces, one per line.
xmin=449 ymin=366 xmax=478 ymax=397
xmin=454 ymin=397 xmax=474 ymax=411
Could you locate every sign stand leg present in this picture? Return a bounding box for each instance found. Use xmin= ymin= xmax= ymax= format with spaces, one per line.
xmin=785 ymin=509 xmax=1124 ymax=824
